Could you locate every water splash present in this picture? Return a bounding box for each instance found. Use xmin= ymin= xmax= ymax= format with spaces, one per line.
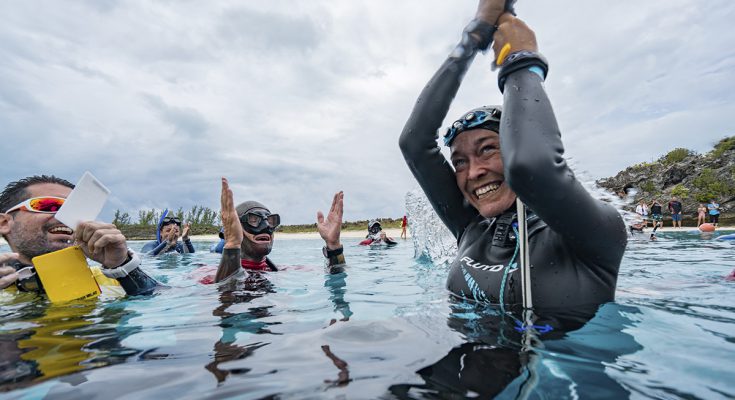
xmin=570 ymin=158 xmax=640 ymax=231
xmin=405 ymin=188 xmax=457 ymax=265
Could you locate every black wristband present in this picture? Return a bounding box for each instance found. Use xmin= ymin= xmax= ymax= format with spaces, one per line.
xmin=497 ymin=51 xmax=549 ymax=93
xmin=323 ymin=246 xmax=344 ymax=258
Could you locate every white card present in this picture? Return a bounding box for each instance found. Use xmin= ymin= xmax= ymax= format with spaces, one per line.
xmin=55 ymin=171 xmax=111 ymax=229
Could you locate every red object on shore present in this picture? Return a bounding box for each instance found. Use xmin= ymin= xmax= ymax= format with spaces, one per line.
xmin=699 ymin=223 xmax=716 ymax=232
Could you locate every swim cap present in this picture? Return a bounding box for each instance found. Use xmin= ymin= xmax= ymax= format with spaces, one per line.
xmin=444 ymin=105 xmax=502 ymax=147
xmin=236 ymin=200 xmax=270 ymax=217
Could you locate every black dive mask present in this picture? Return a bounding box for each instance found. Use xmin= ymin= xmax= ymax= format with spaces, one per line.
xmin=369 ymin=225 xmax=381 ymax=235
xmin=240 ymin=210 xmax=280 ymax=235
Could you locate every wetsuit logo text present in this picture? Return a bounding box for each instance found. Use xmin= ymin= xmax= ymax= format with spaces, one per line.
xmin=460 ymin=256 xmax=516 ymax=273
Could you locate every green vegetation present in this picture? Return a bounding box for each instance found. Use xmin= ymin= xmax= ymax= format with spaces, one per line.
xmin=709 ymin=136 xmax=735 ymax=159
xmin=277 ymin=218 xmax=403 ymax=234
xmin=639 ymin=181 xmax=655 ymax=193
xmin=670 ymin=184 xmax=689 ymax=199
xmin=661 ymin=148 xmax=693 ymax=165
xmin=692 ymin=168 xmax=734 ymax=203
xmin=112 ymin=205 xmax=403 ymax=239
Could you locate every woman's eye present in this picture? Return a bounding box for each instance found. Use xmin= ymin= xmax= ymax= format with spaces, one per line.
xmin=451 ymin=159 xmax=466 ymax=168
xmin=480 ymin=145 xmax=497 ymax=155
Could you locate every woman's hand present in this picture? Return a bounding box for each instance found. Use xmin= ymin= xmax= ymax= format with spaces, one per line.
xmin=492 ymin=13 xmax=538 ymax=64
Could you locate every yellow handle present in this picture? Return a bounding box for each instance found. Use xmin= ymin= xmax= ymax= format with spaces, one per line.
xmin=496 ymin=43 xmax=512 ymax=66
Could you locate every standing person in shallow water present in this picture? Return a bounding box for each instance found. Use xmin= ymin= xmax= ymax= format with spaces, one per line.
xmin=208 ymin=178 xmax=346 ymax=283
xmin=398 ymin=1 xmax=627 ymax=312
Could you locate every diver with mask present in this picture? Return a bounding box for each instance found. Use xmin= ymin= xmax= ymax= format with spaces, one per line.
xmin=141 ymin=210 xmax=195 ymax=256
xmin=398 ymin=0 xmax=626 ymax=315
xmin=200 ymin=178 xmax=346 ymax=284
xmin=359 ymin=220 xmax=397 ymax=246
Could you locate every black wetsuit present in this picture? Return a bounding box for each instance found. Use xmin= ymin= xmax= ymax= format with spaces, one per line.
xmin=398 ymin=24 xmax=627 ymax=313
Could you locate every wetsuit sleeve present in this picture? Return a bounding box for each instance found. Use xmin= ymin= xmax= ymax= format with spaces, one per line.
xmin=117 ymin=268 xmax=161 ymax=296
xmin=103 ymin=251 xmax=163 ymax=295
xmin=326 ymin=254 xmax=346 ymax=274
xmin=147 ymin=241 xmax=168 ymax=256
xmin=398 ymin=27 xmax=484 ymax=239
xmin=215 ymin=248 xmax=242 ymax=283
xmin=501 ymin=69 xmax=627 ymax=267
xmin=183 ymin=239 xmax=195 ymax=253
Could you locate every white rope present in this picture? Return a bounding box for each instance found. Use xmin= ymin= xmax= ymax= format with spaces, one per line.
xmin=516 ymin=198 xmax=533 ymax=311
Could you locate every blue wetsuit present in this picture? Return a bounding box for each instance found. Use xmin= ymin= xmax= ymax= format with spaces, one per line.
xmin=141 ymin=211 xmax=195 ymax=256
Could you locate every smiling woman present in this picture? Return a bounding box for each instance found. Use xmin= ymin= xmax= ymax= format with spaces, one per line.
xmin=398 ymin=2 xmax=626 ymax=317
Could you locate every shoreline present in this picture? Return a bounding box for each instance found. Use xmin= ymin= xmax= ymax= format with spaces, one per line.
xmin=2 ymin=226 xmax=734 ymax=245
xmin=183 ymin=228 xmax=408 ymax=241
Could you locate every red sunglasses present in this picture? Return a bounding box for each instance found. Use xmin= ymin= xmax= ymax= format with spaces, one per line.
xmin=4 ymin=196 xmax=66 ymax=214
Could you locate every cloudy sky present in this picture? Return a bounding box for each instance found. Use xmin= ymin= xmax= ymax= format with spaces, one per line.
xmin=1 ymin=1 xmax=734 ymax=224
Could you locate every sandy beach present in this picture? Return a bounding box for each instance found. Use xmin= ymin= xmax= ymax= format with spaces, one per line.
xmin=0 ymin=228 xmax=408 ymax=244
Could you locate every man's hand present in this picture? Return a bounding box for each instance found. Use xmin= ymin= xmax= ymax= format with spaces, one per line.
xmin=317 ymin=191 xmax=343 ymax=249
xmin=182 ymin=223 xmax=191 ymax=241
xmin=0 ymin=252 xmax=20 ymax=289
xmin=165 ymin=228 xmax=180 ymax=246
xmin=492 ymin=13 xmax=538 ymax=64
xmin=474 ymin=0 xmax=506 ymax=25
xmin=74 ymin=221 xmax=129 ymax=268
xmin=221 ymin=178 xmax=243 ymax=249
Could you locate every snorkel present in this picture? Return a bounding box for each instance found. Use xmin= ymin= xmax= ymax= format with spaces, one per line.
xmin=156 ymin=209 xmax=169 ymax=244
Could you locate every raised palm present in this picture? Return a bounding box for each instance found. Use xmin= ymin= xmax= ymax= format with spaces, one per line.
xmin=220 ymin=178 xmax=243 ymax=249
xmin=317 ymin=191 xmax=343 ymax=248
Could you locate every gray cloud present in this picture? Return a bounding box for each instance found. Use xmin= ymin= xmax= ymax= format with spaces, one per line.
xmin=1 ymin=0 xmax=734 ymax=225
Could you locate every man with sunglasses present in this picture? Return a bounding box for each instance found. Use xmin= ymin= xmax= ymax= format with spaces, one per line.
xmin=0 ymin=175 xmax=159 ymax=296
xmin=206 ymin=178 xmax=345 ymax=283
xmin=141 ymin=211 xmax=195 ymax=255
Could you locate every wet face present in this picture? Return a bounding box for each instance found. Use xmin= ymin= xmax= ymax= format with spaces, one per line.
xmin=1 ymin=183 xmax=73 ymax=264
xmin=160 ymin=223 xmax=180 ymax=239
xmin=239 ymin=208 xmax=273 ymax=260
xmin=450 ymin=129 xmax=516 ymax=218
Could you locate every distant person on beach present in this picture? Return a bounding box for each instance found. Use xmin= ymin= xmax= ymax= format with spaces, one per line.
xmin=707 ymin=199 xmax=721 ymax=227
xmin=141 ymin=210 xmax=195 ymax=256
xmin=650 ymin=200 xmax=663 ymax=229
xmin=401 ymin=215 xmax=408 ymax=239
xmin=201 ymin=178 xmax=346 ymax=284
xmin=668 ymin=196 xmax=683 ymax=228
xmin=360 ymin=220 xmax=397 ymax=246
xmin=0 ymin=175 xmax=159 ymax=297
xmin=398 ymin=0 xmax=626 ymax=312
xmin=635 ymin=200 xmax=649 ymax=228
xmin=697 ymin=204 xmax=707 ymax=226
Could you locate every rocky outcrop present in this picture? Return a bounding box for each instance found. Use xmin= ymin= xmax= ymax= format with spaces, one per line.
xmin=597 ymin=137 xmax=735 ymax=220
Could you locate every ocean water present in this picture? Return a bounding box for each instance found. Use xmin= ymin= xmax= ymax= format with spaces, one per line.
xmin=1 ymin=230 xmax=733 ymax=399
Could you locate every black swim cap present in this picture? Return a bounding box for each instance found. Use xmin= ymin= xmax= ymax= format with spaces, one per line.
xmin=236 ymin=200 xmax=270 ymax=217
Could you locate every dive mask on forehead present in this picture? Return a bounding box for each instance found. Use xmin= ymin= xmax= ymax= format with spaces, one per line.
xmin=443 ymin=106 xmax=502 ymax=147
xmin=240 ymin=210 xmax=280 ymax=235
